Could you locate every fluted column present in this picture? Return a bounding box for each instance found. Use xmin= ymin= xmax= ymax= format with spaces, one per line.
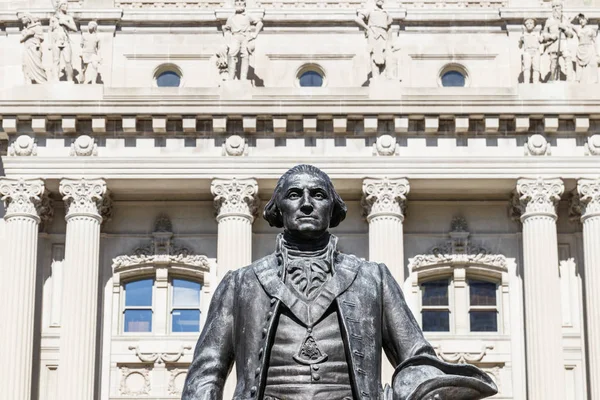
xmin=362 ymin=178 xmax=410 ymax=284
xmin=515 ymin=177 xmax=565 ymax=400
xmin=577 ymin=178 xmax=600 ymax=399
xmin=211 ymin=178 xmax=259 ymax=280
xmin=0 ymin=178 xmax=49 ymax=400
xmin=57 ymin=178 xmax=109 ymax=400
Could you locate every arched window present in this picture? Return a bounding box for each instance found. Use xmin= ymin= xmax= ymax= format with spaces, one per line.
xmin=439 ymin=64 xmax=469 ymax=87
xmin=154 ymin=64 xmax=183 ymax=87
xmin=171 ymin=279 xmax=202 ymax=333
xmin=297 ymin=64 xmax=326 ymax=87
xmin=124 ymin=278 xmax=154 ymax=333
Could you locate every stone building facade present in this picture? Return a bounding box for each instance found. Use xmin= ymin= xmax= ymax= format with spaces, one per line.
xmin=1 ymin=0 xmax=600 ymax=399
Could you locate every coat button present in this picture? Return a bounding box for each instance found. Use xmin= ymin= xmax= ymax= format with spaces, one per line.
xmin=250 ymin=386 xmax=257 ymax=396
xmin=255 ymin=367 xmax=261 ymax=376
xmin=312 ymin=372 xmax=320 ymax=381
xmin=258 ymin=348 xmax=263 ymax=359
xmin=311 ymin=365 xmax=320 ymax=371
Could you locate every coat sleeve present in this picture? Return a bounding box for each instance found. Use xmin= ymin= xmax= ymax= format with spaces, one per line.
xmin=181 ymin=271 xmax=237 ymax=400
xmin=379 ymin=263 xmax=437 ymax=367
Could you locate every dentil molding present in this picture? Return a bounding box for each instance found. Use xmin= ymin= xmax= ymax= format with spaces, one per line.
xmin=211 ymin=178 xmax=259 ymax=220
xmin=361 ymin=177 xmax=409 ymax=220
xmin=514 ymin=177 xmax=564 ymax=219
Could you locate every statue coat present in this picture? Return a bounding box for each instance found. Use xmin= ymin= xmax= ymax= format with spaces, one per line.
xmin=182 ymin=250 xmax=440 ymax=400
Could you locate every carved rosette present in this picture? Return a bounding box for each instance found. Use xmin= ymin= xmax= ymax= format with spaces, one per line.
xmin=585 ymin=134 xmax=600 ymax=156
xmin=70 ymin=135 xmax=98 ymax=157
xmin=223 ymin=135 xmax=248 ymax=156
xmin=515 ymin=177 xmax=564 ymax=220
xmin=361 ymin=177 xmax=410 ymax=220
xmin=211 ymin=178 xmax=259 ymax=221
xmin=577 ymin=179 xmax=600 ymax=221
xmin=0 ymin=178 xmax=47 ymax=221
xmin=8 ymin=135 xmax=37 ymax=157
xmin=60 ymin=178 xmax=108 ymax=221
xmin=373 ymin=135 xmax=398 ymax=156
xmin=525 ymin=134 xmax=550 ymax=156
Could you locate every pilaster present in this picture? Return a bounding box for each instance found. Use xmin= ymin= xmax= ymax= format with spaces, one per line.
xmin=57 ymin=178 xmax=109 ymax=400
xmin=211 ymin=178 xmax=259 ymax=279
xmin=0 ymin=178 xmax=49 ymax=400
xmin=514 ymin=177 xmax=565 ymax=400
xmin=577 ymin=178 xmax=600 ymax=400
xmin=361 ymin=177 xmax=409 ymax=284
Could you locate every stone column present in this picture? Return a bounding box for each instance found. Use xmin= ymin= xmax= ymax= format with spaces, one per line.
xmin=515 ymin=177 xmax=565 ymax=400
xmin=211 ymin=178 xmax=259 ymax=280
xmin=577 ymin=178 xmax=600 ymax=399
xmin=0 ymin=178 xmax=49 ymax=400
xmin=57 ymin=178 xmax=109 ymax=400
xmin=362 ymin=177 xmax=410 ymax=284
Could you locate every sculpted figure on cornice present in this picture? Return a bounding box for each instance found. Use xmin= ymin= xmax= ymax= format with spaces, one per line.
xmin=50 ymin=0 xmax=78 ymax=82
xmin=355 ymin=0 xmax=395 ymax=83
xmin=81 ymin=21 xmax=101 ymax=84
xmin=519 ymin=17 xmax=542 ymax=84
xmin=223 ymin=0 xmax=263 ymax=82
xmin=19 ymin=13 xmax=47 ymax=84
xmin=542 ymin=0 xmax=574 ymax=82
xmin=572 ymin=13 xmax=598 ymax=84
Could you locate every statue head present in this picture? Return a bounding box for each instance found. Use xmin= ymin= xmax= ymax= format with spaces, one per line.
xmin=235 ymin=0 xmax=246 ymax=13
xmin=88 ymin=20 xmax=98 ymax=32
xmin=375 ymin=0 xmax=384 ymax=8
xmin=578 ymin=13 xmax=588 ymax=27
xmin=20 ymin=13 xmax=33 ymax=25
xmin=264 ymin=164 xmax=347 ymax=240
xmin=524 ymin=17 xmax=536 ymax=32
xmin=551 ymin=0 xmax=562 ymax=18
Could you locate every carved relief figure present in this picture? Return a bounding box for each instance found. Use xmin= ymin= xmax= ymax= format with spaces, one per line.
xmin=519 ymin=17 xmax=542 ymax=84
xmin=80 ymin=21 xmax=101 ymax=84
xmin=19 ymin=13 xmax=47 ymax=84
xmin=50 ymin=0 xmax=78 ymax=82
xmin=182 ymin=165 xmax=497 ymax=400
xmin=572 ymin=13 xmax=598 ymax=84
xmin=355 ymin=0 xmax=393 ymax=82
xmin=223 ymin=0 xmax=263 ymax=81
xmin=542 ymin=0 xmax=574 ymax=82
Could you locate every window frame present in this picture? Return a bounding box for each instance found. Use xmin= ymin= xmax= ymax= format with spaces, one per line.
xmin=153 ymin=63 xmax=184 ymax=88
xmin=295 ymin=63 xmax=327 ymax=88
xmin=121 ymin=275 xmax=155 ymax=335
xmin=419 ymin=276 xmax=454 ymax=334
xmin=438 ymin=63 xmax=470 ymax=88
xmin=467 ymin=275 xmax=501 ymax=333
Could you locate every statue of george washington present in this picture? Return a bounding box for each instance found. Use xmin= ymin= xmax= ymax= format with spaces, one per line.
xmin=182 ymin=164 xmax=498 ymax=400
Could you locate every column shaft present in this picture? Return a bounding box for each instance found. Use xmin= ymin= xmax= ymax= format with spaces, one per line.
xmin=217 ymin=215 xmax=253 ymax=275
xmin=57 ymin=178 xmax=108 ymax=400
xmin=368 ymin=214 xmax=404 ymax=282
xmin=0 ymin=178 xmax=46 ymax=400
xmin=577 ymin=178 xmax=600 ymax=399
xmin=521 ymin=215 xmax=565 ymax=398
xmin=516 ymin=177 xmax=565 ymax=400
xmin=59 ymin=216 xmax=102 ymax=399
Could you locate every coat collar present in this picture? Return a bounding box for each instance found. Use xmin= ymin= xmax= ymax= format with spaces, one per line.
xmin=253 ymin=239 xmax=360 ymax=327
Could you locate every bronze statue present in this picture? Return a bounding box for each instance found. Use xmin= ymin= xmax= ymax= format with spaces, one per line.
xmin=183 ymin=164 xmax=497 ymax=400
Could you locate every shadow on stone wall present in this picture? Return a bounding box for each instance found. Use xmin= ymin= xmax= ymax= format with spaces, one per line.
xmin=0 ymin=155 xmax=5 ymax=219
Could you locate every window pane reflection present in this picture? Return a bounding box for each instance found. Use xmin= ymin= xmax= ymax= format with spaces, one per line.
xmin=422 ymin=280 xmax=449 ymax=306
xmin=470 ymin=311 xmax=497 ymax=332
xmin=157 ymin=71 xmax=181 ymax=87
xmin=299 ymin=71 xmax=323 ymax=87
xmin=172 ymin=309 xmax=201 ymax=332
xmin=125 ymin=279 xmax=153 ymax=307
xmin=441 ymin=71 xmax=465 ymax=87
xmin=470 ymin=280 xmax=497 ymax=306
xmin=124 ymin=310 xmax=152 ymax=332
xmin=173 ymin=279 xmax=201 ymax=307
xmin=422 ymin=311 xmax=450 ymax=332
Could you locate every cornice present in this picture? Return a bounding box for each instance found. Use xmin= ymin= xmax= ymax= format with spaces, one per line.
xmin=4 ymin=157 xmax=600 ymax=181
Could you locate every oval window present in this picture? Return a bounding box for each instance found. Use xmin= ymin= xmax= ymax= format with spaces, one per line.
xmin=299 ymin=71 xmax=324 ymax=87
xmin=156 ymin=70 xmax=181 ymax=87
xmin=441 ymin=70 xmax=466 ymax=87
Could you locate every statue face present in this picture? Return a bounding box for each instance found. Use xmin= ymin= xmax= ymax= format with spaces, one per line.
xmin=524 ymin=19 xmax=534 ymax=31
xmin=235 ymin=0 xmax=245 ymax=13
xmin=278 ymin=173 xmax=334 ymax=239
xmin=376 ymin=0 xmax=384 ymax=7
xmin=59 ymin=2 xmax=68 ymax=12
xmin=552 ymin=3 xmax=562 ymax=17
xmin=579 ymin=16 xmax=587 ymax=27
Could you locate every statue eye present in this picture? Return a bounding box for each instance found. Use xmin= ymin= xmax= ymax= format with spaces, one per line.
xmin=313 ymin=191 xmax=326 ymax=199
xmin=287 ymin=191 xmax=301 ymax=200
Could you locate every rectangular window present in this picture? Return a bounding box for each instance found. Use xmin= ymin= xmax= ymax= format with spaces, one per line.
xmin=421 ymin=280 xmax=450 ymax=332
xmin=171 ymin=279 xmax=202 ymax=333
xmin=469 ymin=280 xmax=498 ymax=332
xmin=124 ymin=279 xmax=153 ymax=333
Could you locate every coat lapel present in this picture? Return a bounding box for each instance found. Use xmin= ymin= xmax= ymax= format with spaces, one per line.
xmin=253 ymin=251 xmax=360 ymax=326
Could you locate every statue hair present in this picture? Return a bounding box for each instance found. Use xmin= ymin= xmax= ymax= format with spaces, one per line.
xmin=263 ymin=164 xmax=347 ymax=229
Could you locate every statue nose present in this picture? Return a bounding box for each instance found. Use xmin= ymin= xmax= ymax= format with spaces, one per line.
xmin=300 ymin=195 xmax=313 ymax=213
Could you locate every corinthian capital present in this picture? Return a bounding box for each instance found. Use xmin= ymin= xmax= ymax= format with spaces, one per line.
xmin=577 ymin=178 xmax=600 ymax=220
xmin=361 ymin=177 xmax=410 ymax=220
xmin=60 ymin=178 xmax=108 ymax=220
xmin=515 ymin=177 xmax=564 ymax=220
xmin=211 ymin=178 xmax=259 ymax=221
xmin=0 ymin=178 xmax=47 ymax=221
